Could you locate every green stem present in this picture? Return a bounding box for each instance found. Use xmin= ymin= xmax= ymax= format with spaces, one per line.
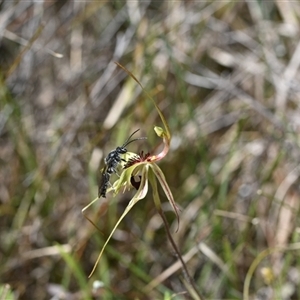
xmin=148 ymin=170 xmax=204 ymax=300
xmin=157 ymin=208 xmax=204 ymax=300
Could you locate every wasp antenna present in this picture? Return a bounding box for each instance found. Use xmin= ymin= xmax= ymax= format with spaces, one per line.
xmin=123 ymin=136 xmax=147 ymax=148
xmin=122 ymin=129 xmax=141 ymax=147
xmin=123 ymin=129 xmax=140 ymax=144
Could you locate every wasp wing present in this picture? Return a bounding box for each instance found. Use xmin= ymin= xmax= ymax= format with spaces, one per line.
xmin=98 ymin=167 xmax=110 ymax=198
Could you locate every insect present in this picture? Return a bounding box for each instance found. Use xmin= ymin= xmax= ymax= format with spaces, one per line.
xmin=98 ymin=129 xmax=146 ymax=198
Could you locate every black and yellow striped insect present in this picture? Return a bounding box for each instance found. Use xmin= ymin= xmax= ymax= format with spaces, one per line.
xmin=98 ymin=129 xmax=146 ymax=198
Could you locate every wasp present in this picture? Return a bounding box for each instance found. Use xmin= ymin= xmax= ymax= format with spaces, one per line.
xmin=98 ymin=129 xmax=146 ymax=198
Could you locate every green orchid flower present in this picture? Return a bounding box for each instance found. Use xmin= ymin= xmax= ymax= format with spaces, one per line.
xmin=86 ymin=63 xmax=180 ymax=278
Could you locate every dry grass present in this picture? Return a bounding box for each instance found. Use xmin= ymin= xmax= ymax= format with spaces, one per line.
xmin=1 ymin=1 xmax=300 ymax=299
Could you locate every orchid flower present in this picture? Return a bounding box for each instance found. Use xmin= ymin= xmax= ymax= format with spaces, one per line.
xmin=86 ymin=63 xmax=179 ymax=278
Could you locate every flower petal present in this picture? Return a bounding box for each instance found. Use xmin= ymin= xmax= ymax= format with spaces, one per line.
xmin=115 ymin=62 xmax=171 ymax=142
xmin=88 ymin=165 xmax=149 ymax=278
xmin=150 ymin=163 xmax=180 ymax=231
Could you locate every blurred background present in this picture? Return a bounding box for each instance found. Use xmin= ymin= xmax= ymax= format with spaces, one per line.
xmin=1 ymin=1 xmax=300 ymax=299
